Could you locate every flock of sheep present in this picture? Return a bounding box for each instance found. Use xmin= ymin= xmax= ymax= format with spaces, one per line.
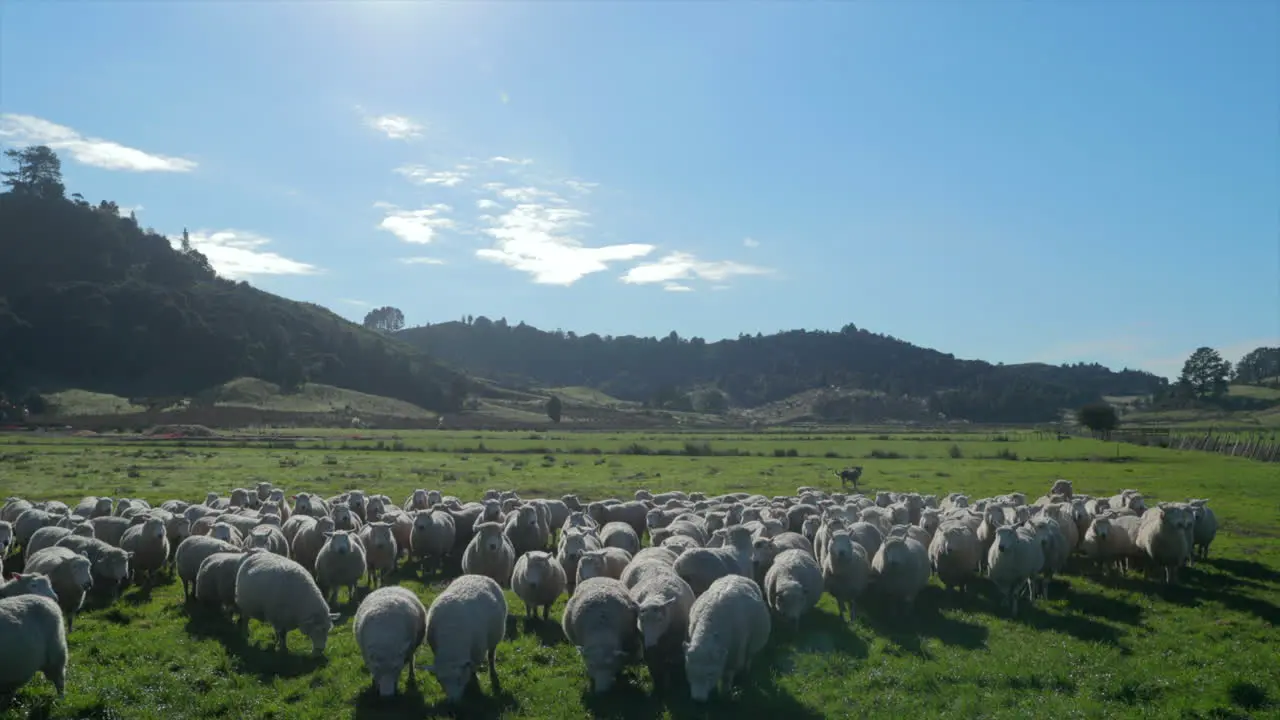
xmin=0 ymin=479 xmax=1219 ymax=704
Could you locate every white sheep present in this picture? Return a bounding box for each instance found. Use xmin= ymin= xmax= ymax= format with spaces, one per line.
xmin=195 ymin=551 xmax=249 ymax=616
xmin=0 ymin=520 xmax=13 ymax=556
xmin=420 ymin=574 xmax=507 ymax=703
xmin=503 ymin=505 xmax=548 ymax=556
xmin=1136 ymin=504 xmax=1191 ymax=584
xmin=630 ymin=567 xmax=695 ymax=686
xmin=510 ymin=550 xmax=567 ymax=620
xmin=575 ymin=547 xmax=633 ymax=585
xmin=354 ymin=586 xmax=428 ymax=698
xmin=291 ymin=516 xmax=334 ymax=572
xmin=0 ymin=593 xmax=68 ymax=696
xmin=599 ymin=521 xmax=641 ymax=556
xmin=821 ymin=530 xmax=871 ymax=622
xmin=53 ymin=535 xmax=132 ymax=601
xmin=462 ymin=521 xmax=516 ymax=588
xmin=561 ymin=576 xmax=641 ymax=694
xmin=870 ymin=535 xmax=930 ymax=616
xmin=987 ymin=525 xmax=1044 ymax=616
xmin=556 ymin=527 xmax=602 ymax=589
xmin=927 ymin=521 xmax=982 ymax=593
xmin=1188 ymin=499 xmax=1217 ymax=560
xmin=120 ymin=516 xmax=169 ymax=586
xmin=684 ymin=574 xmax=771 ymax=702
xmin=410 ymin=508 xmax=456 ymax=575
xmin=175 ymin=535 xmax=242 ymax=602
xmin=763 ymin=548 xmax=824 ymax=629
xmin=315 ymin=530 xmax=368 ymax=606
xmin=358 ymin=521 xmax=398 ymax=587
xmin=235 ymin=551 xmax=338 ymax=656
xmin=22 ymin=547 xmax=94 ymax=630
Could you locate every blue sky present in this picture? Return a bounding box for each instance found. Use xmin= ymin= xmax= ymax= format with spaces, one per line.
xmin=2 ymin=1 xmax=1276 ymax=379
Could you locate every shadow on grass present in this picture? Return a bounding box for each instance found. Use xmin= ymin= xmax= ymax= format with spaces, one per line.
xmin=351 ymin=678 xmax=432 ymax=720
xmin=1088 ymin=563 xmax=1280 ymax=627
xmin=519 ymin=616 xmax=566 ymax=646
xmin=420 ymin=675 xmax=519 ymax=717
xmin=182 ymin=608 xmax=332 ymax=681
xmin=1061 ymin=586 xmax=1145 ymax=626
xmin=1229 ymin=681 xmax=1274 ymax=712
xmin=1206 ymin=557 xmax=1280 ymax=586
xmin=858 ymin=586 xmax=989 ymax=657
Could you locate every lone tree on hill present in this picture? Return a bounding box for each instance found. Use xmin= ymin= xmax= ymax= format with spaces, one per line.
xmin=363 ymin=306 xmax=405 ymax=334
xmin=1077 ymin=402 xmax=1119 ymax=438
xmin=1179 ymin=346 xmax=1231 ymax=399
xmin=2 ymin=145 xmax=65 ymax=199
xmin=546 ymin=395 xmax=562 ymax=424
xmin=1233 ymin=346 xmax=1280 ymax=386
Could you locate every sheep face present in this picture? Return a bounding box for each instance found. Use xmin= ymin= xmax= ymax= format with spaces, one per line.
xmin=324 ymin=531 xmax=355 ymax=555
xmin=366 ymin=522 xmax=395 ymax=551
xmin=475 ymin=523 xmax=505 ymax=553
xmin=828 ymin=532 xmax=855 ymax=562
xmin=429 ymin=660 xmax=474 ymax=703
xmin=994 ymin=527 xmax=1019 ymax=554
xmin=580 ymin=644 xmax=627 ymax=694
xmin=143 ymin=517 xmax=166 ymax=541
xmin=69 ymin=555 xmax=94 ymax=591
xmin=2 ymin=572 xmax=58 ymax=600
xmin=300 ymin=612 xmax=338 ymax=657
xmin=522 ymin=551 xmax=554 ymax=591
xmin=638 ymin=600 xmax=671 ymax=648
xmin=346 ymin=491 xmax=367 ymax=519
xmin=684 ymin=641 xmax=728 ymax=702
xmin=211 ymin=524 xmax=235 ymax=543
xmin=576 ymin=552 xmax=608 ymax=582
xmin=409 ymin=489 xmax=429 ymax=510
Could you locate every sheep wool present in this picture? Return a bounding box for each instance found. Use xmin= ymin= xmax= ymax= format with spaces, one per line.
xmin=421 ymin=574 xmax=508 ymax=703
xmin=510 ymin=550 xmax=567 ymax=621
xmin=0 ymin=594 xmax=68 ymax=696
xmin=763 ymin=549 xmax=824 ymax=628
xmin=684 ymin=574 xmax=771 ymax=702
xmin=235 ymin=552 xmax=338 ymax=656
xmin=561 ymin=576 xmax=640 ymax=694
xmin=354 ymin=586 xmax=429 ymax=698
xmin=22 ymin=547 xmax=94 ymax=630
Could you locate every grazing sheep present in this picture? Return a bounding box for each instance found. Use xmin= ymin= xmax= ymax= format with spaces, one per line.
xmin=0 ymin=594 xmax=68 ymax=696
xmin=763 ymin=549 xmax=824 ymax=629
xmin=175 ymin=535 xmax=242 ymax=602
xmin=586 ymin=501 xmax=649 ymax=540
xmin=684 ymin=575 xmax=771 ymax=702
xmin=14 ymin=509 xmax=59 ymax=550
xmin=410 ymin=509 xmax=456 ymax=575
xmin=291 ymin=516 xmax=334 ymax=572
xmin=235 ymin=552 xmax=339 ymax=656
xmin=630 ymin=568 xmax=695 ymax=686
xmin=870 ymin=535 xmax=931 ymax=616
xmin=195 ymin=551 xmax=250 ymax=616
xmin=23 ymin=525 xmax=73 ymax=560
xmin=599 ymin=522 xmax=642 ymax=556
xmin=575 ymin=547 xmax=633 ymax=585
xmin=821 ymin=530 xmax=871 ymax=622
xmin=22 ymin=547 xmax=94 ymax=630
xmin=420 ymin=574 xmax=508 ymax=703
xmin=987 ymin=525 xmax=1045 ymax=616
xmin=54 ymin=535 xmax=132 ymax=601
xmin=359 ymin=522 xmax=399 ymax=588
xmin=510 ymin=550 xmax=567 ymax=620
xmin=120 ymin=517 xmax=170 ymax=586
xmin=354 ymin=586 xmax=429 ymax=698
xmin=462 ymin=522 xmax=517 ymax=588
xmin=561 ymin=576 xmax=641 ymax=694
xmin=315 ymin=530 xmax=368 ymax=607
xmin=927 ymin=522 xmax=982 ymax=593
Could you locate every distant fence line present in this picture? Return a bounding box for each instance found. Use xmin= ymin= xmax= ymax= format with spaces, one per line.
xmin=1107 ymin=428 xmax=1279 ymax=463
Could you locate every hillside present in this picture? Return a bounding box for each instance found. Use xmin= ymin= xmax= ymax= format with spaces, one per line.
xmin=0 ymin=146 xmax=465 ymax=413
xmin=398 ymin=318 xmax=1170 ymax=423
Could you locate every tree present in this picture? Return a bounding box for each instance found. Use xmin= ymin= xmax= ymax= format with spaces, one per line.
xmin=1233 ymin=346 xmax=1280 ymax=385
xmin=362 ymin=306 xmax=405 ymax=334
xmin=1178 ymin=347 xmax=1231 ymax=398
xmin=1076 ymin=402 xmax=1119 ymax=438
xmin=21 ymin=388 xmax=49 ymax=416
xmin=2 ymin=145 xmax=65 ymax=199
xmin=546 ymin=395 xmax=562 ymax=423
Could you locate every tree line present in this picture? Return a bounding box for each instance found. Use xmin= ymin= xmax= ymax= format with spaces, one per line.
xmin=396 ymin=316 xmax=1171 ymax=423
xmin=0 ymin=146 xmax=465 ymax=414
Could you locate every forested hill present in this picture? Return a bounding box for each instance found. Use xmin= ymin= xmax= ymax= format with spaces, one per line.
xmin=0 ymin=146 xmax=464 ymax=412
xmin=399 ymin=318 xmax=1169 ymax=423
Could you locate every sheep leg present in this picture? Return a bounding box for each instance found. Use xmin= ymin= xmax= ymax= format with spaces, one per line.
xmin=274 ymin=627 xmax=288 ymax=653
xmin=487 ymin=648 xmax=500 ymax=689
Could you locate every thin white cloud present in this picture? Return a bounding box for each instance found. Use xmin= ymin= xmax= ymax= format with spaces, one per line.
xmin=743 ymin=237 xmax=760 ymax=248
xmin=476 ymin=198 xmax=500 ymax=210
xmin=340 ymin=298 xmax=374 ymax=308
xmin=476 ymin=187 xmax=653 ymax=285
xmin=377 ymin=202 xmax=455 ymax=244
xmin=564 ymin=179 xmax=600 ymax=195
xmin=395 ymin=164 xmax=468 ymax=187
xmin=488 ymin=156 xmax=533 ymax=166
xmin=171 ymin=230 xmax=319 ymax=280
xmin=663 ymin=283 xmax=693 ymax=293
xmin=0 ymin=113 xmax=197 ymax=172
xmin=399 ymin=256 xmax=446 ymax=265
xmin=621 ymin=252 xmax=773 ymax=287
xmin=117 ymin=204 xmax=143 ymax=216
xmin=356 ymin=106 xmax=424 ymax=140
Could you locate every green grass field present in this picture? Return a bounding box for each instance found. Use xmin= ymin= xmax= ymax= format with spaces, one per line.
xmin=1 ymin=430 xmax=1277 ymax=719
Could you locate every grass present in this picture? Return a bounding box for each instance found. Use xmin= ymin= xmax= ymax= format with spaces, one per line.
xmin=1 ymin=429 xmax=1278 ymax=719
xmin=205 ymin=378 xmax=436 ymax=420
xmin=41 ymin=390 xmax=148 ymax=417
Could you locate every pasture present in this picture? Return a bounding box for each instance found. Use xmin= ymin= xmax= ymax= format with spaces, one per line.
xmin=1 ymin=429 xmax=1278 ymax=719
